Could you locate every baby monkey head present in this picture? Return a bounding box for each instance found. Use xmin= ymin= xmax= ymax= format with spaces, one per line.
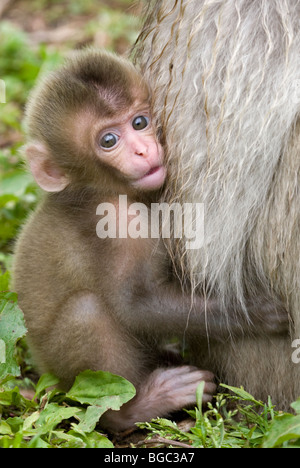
xmin=24 ymin=48 xmax=166 ymax=194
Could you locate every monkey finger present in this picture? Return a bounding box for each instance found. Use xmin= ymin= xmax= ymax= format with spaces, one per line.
xmin=183 ymin=379 xmax=217 ymax=399
xmin=179 ymin=367 xmax=215 ymax=385
xmin=158 ymin=366 xmax=215 ymax=387
xmin=203 ymin=381 xmax=217 ymax=396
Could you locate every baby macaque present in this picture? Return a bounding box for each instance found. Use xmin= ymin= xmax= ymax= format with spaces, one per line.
xmin=13 ymin=49 xmax=288 ymax=432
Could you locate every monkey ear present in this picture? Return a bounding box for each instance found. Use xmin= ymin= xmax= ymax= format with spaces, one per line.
xmin=25 ymin=143 xmax=69 ymax=192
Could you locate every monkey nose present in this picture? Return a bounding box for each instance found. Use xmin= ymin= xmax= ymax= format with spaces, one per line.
xmin=134 ymin=145 xmax=148 ymax=157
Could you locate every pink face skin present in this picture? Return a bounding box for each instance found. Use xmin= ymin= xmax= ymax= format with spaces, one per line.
xmin=93 ymin=101 xmax=166 ymax=192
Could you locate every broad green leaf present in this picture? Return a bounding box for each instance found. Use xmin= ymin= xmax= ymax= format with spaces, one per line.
xmin=5 ymin=416 xmax=23 ymax=433
xmin=34 ymin=403 xmax=81 ymax=434
xmin=22 ymin=411 xmax=40 ymax=432
xmin=76 ymin=405 xmax=105 ymax=433
xmin=68 ymin=428 xmax=114 ymax=448
xmin=0 ymin=385 xmax=30 ymax=408
xmin=0 ymin=291 xmax=27 ymax=380
xmin=291 ymin=398 xmax=300 ymax=414
xmin=0 ymin=170 xmax=34 ymax=197
xmin=263 ymin=414 xmax=300 ymax=448
xmin=83 ymin=431 xmax=114 ymax=448
xmin=0 ymin=420 xmax=13 ymax=435
xmin=27 ymin=437 xmax=50 ymax=448
xmin=66 ymin=369 xmax=136 ymax=411
xmin=51 ymin=430 xmax=86 ymax=448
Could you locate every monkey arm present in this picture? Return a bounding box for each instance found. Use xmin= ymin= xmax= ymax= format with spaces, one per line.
xmin=100 ymin=236 xmax=289 ymax=341
xmin=110 ymin=276 xmax=289 ymax=341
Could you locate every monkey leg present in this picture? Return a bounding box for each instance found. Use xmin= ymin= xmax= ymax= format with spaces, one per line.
xmin=31 ymin=291 xmax=216 ymax=432
xmin=36 ymin=291 xmax=149 ymax=390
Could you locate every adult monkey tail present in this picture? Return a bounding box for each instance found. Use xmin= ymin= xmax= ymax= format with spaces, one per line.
xmin=132 ymin=0 xmax=300 ymax=409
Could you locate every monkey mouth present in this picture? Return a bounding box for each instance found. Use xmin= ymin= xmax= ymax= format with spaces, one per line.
xmin=145 ymin=166 xmax=161 ymax=177
xmin=135 ymin=165 xmax=166 ymax=190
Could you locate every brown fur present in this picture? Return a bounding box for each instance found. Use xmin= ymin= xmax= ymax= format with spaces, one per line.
xmin=13 ymin=48 xmax=289 ymax=431
xmin=133 ymin=0 xmax=300 ymax=409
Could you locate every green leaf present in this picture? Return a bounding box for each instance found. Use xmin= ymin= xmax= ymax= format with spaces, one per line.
xmin=83 ymin=431 xmax=114 ymax=448
xmin=263 ymin=414 xmax=300 ymax=448
xmin=196 ymin=381 xmax=205 ymax=413
xmin=68 ymin=428 xmax=114 ymax=448
xmin=0 ymin=339 xmax=5 ymax=363
xmin=76 ymin=405 xmax=105 ymax=433
xmin=0 ymin=292 xmax=27 ymax=381
xmin=0 ymin=385 xmax=32 ymax=410
xmin=34 ymin=403 xmax=81 ymax=435
xmin=220 ymin=384 xmax=263 ymax=405
xmin=27 ymin=436 xmax=50 ymax=448
xmin=291 ymin=398 xmax=300 ymax=414
xmin=51 ymin=430 xmax=86 ymax=448
xmin=66 ymin=370 xmax=136 ymax=413
xmin=0 ymin=420 xmax=13 ymax=435
xmin=0 ymin=170 xmax=34 ymax=197
xmin=0 ymin=271 xmax=10 ymax=290
xmin=34 ymin=373 xmax=60 ymax=399
xmin=22 ymin=411 xmax=41 ymax=432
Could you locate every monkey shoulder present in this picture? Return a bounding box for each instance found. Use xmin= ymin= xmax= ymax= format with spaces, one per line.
xmin=13 ymin=198 xmax=94 ymax=292
xmin=13 ymin=194 xmax=166 ymax=302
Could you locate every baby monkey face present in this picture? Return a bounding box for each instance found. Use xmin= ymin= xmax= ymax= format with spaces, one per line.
xmin=92 ymin=101 xmax=166 ymax=191
xmin=25 ymin=47 xmax=166 ymax=195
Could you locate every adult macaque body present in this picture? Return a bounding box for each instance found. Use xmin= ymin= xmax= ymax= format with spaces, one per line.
xmin=133 ymin=0 xmax=299 ymax=409
xmin=13 ymin=49 xmax=287 ymax=432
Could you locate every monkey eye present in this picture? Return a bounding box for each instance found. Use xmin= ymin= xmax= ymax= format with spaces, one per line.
xmin=132 ymin=115 xmax=149 ymax=131
xmin=99 ymin=132 xmax=119 ymax=149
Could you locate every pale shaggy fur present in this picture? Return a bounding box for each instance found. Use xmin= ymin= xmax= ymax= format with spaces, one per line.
xmin=133 ymin=0 xmax=300 ymax=408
